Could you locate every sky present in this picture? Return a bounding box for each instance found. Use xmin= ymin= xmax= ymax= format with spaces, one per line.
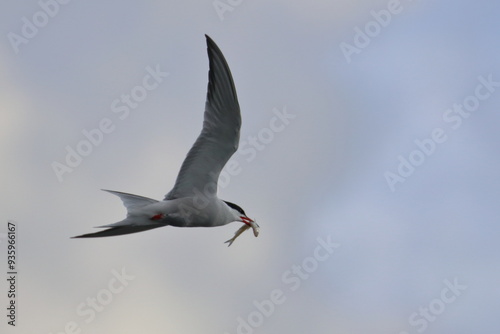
xmin=1 ymin=0 xmax=500 ymax=333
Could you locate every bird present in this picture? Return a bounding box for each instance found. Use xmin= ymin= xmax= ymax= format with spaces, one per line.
xmin=73 ymin=35 xmax=259 ymax=246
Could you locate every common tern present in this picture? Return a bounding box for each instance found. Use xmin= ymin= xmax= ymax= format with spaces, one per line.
xmin=73 ymin=35 xmax=259 ymax=246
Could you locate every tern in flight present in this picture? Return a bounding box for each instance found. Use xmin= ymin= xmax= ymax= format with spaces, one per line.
xmin=73 ymin=35 xmax=259 ymax=246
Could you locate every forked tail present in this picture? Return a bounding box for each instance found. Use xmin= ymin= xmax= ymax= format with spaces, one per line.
xmin=72 ymin=190 xmax=162 ymax=238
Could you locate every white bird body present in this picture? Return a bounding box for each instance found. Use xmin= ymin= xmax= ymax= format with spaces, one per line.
xmin=99 ymin=191 xmax=238 ymax=228
xmin=73 ymin=35 xmax=259 ymax=245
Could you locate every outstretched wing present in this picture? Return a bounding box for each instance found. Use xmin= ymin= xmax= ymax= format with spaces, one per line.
xmin=165 ymin=35 xmax=241 ymax=200
xmin=72 ymin=225 xmax=165 ymax=238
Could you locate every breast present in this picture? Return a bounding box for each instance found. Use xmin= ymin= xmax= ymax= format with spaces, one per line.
xmin=165 ymin=197 xmax=231 ymax=228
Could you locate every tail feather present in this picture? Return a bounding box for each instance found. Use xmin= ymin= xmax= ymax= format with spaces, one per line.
xmin=72 ymin=190 xmax=162 ymax=239
xmin=101 ymin=189 xmax=158 ymax=210
xmin=72 ymin=225 xmax=166 ymax=238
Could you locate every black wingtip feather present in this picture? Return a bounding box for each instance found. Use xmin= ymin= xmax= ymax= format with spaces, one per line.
xmin=72 ymin=225 xmax=166 ymax=238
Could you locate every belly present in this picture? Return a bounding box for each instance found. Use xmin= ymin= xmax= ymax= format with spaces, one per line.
xmin=148 ymin=198 xmax=225 ymax=228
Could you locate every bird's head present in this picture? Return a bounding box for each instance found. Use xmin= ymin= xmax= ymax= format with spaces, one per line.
xmin=224 ymin=201 xmax=259 ymax=237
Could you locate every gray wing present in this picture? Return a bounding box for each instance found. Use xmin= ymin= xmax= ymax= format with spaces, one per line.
xmin=165 ymin=35 xmax=241 ymax=200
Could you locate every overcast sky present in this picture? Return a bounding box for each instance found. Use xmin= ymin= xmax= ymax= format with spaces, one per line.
xmin=1 ymin=1 xmax=500 ymax=333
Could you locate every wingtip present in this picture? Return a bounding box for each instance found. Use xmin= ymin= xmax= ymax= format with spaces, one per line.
xmin=205 ymin=34 xmax=215 ymax=47
xmin=71 ymin=230 xmax=111 ymax=238
xmin=71 ymin=228 xmax=112 ymax=238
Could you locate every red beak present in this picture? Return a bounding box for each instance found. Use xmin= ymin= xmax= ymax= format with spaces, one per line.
xmin=240 ymin=216 xmax=253 ymax=226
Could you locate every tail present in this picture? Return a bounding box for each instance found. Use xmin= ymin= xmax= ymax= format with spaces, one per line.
xmin=72 ymin=189 xmax=163 ymax=238
xmin=100 ymin=189 xmax=158 ymax=211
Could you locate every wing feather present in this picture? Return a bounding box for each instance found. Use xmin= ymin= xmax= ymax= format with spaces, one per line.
xmin=165 ymin=35 xmax=241 ymax=200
